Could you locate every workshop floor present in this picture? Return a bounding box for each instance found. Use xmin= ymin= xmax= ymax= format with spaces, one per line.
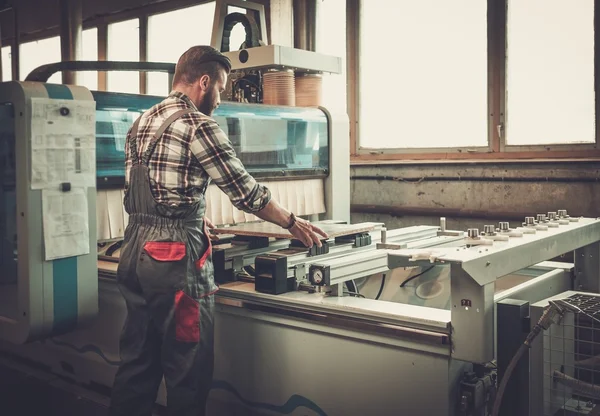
xmin=0 ymin=354 xmax=240 ymax=416
xmin=0 ymin=354 xmax=164 ymax=416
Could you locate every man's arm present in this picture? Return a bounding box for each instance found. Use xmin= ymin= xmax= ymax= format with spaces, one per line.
xmin=252 ymin=199 xmax=328 ymax=248
xmin=191 ymin=120 xmax=328 ymax=247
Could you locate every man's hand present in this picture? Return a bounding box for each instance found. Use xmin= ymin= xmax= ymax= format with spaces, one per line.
xmin=204 ymin=217 xmax=219 ymax=241
xmin=251 ymin=199 xmax=328 ymax=248
xmin=289 ymin=217 xmax=328 ymax=248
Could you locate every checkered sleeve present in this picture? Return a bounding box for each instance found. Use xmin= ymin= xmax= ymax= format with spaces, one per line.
xmin=191 ymin=120 xmax=271 ymax=213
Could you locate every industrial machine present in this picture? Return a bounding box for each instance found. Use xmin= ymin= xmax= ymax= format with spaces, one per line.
xmin=1 ymin=3 xmax=600 ymax=414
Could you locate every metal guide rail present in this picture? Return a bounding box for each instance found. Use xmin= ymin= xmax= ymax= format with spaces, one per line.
xmin=222 ymin=224 xmax=465 ymax=295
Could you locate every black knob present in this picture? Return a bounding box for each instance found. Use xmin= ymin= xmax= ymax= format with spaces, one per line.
xmin=59 ymin=107 xmax=70 ymax=116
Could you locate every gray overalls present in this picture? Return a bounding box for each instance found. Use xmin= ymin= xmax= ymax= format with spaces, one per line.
xmin=110 ymin=109 xmax=218 ymax=416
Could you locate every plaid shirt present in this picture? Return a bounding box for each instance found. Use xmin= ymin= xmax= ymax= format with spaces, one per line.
xmin=125 ymin=91 xmax=271 ymax=212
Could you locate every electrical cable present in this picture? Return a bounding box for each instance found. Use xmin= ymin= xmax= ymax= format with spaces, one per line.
xmin=399 ymin=266 xmax=435 ymax=288
xmin=344 ymin=291 xmax=365 ymax=298
xmin=375 ymin=274 xmax=386 ymax=300
xmin=105 ymin=240 xmax=123 ymax=257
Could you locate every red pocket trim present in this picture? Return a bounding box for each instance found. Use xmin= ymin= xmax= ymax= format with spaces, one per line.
xmin=175 ymin=290 xmax=200 ymax=343
xmin=144 ymin=241 xmax=186 ymax=262
xmin=195 ymin=221 xmax=213 ymax=270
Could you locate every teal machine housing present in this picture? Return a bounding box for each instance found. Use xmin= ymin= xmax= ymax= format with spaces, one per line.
xmin=0 ymin=81 xmax=98 ymax=344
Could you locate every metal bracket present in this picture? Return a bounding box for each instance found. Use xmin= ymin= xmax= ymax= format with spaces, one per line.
xmin=211 ymin=0 xmax=269 ymax=51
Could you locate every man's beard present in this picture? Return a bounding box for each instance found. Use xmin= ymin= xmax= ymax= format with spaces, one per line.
xmin=198 ymin=88 xmax=216 ymax=116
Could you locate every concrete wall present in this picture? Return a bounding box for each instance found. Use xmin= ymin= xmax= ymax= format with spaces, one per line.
xmin=350 ymin=162 xmax=600 ymax=232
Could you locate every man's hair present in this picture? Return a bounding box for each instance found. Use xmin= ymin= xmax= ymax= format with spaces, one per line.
xmin=172 ymin=45 xmax=232 ymax=86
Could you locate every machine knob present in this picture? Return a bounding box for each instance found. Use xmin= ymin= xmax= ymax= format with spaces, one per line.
xmin=499 ymin=222 xmax=510 ymax=232
xmin=548 ymin=212 xmax=557 ymax=220
xmin=483 ymin=225 xmax=495 ymax=234
xmin=558 ymin=209 xmax=568 ymax=218
xmin=467 ymin=228 xmax=480 ymax=238
xmin=536 ymin=214 xmax=547 ymax=223
xmin=524 ymin=217 xmax=536 ymax=226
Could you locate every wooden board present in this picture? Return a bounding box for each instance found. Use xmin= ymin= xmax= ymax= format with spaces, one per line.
xmin=211 ymin=222 xmax=379 ymax=240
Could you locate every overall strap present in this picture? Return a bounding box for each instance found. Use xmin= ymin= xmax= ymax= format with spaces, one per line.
xmin=127 ymin=114 xmax=144 ymax=165
xmin=141 ymin=108 xmax=195 ymax=166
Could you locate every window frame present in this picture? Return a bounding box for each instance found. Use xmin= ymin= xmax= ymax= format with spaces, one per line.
xmin=348 ymin=0 xmax=600 ymax=163
xmin=0 ymin=41 xmax=14 ymax=82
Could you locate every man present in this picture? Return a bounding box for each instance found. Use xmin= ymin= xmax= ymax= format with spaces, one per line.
xmin=109 ymin=45 xmax=328 ymax=416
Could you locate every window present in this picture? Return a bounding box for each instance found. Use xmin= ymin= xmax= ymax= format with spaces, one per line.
xmin=80 ymin=28 xmax=99 ymax=91
xmin=147 ymin=3 xmax=216 ymax=96
xmin=358 ymin=0 xmax=488 ymax=150
xmin=505 ymin=0 xmax=595 ymax=146
xmin=316 ymin=0 xmax=346 ymax=114
xmin=20 ymin=36 xmax=62 ymax=83
xmin=107 ymin=19 xmax=140 ymax=94
xmin=1 ymin=47 xmax=11 ymax=81
xmin=18 ymin=29 xmax=96 ymax=87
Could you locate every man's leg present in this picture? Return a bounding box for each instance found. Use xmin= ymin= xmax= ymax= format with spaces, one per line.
xmin=162 ymin=293 xmax=216 ymax=416
xmin=109 ymin=282 xmax=164 ymax=416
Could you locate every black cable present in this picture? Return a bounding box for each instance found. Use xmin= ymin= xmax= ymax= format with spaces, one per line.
xmin=375 ymin=274 xmax=386 ymax=300
xmin=344 ymin=291 xmax=365 ymax=298
xmin=399 ymin=266 xmax=435 ymax=288
xmin=105 ymin=240 xmax=123 ymax=257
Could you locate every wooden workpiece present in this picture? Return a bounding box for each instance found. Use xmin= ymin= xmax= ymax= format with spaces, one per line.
xmin=211 ymin=222 xmax=379 ymax=240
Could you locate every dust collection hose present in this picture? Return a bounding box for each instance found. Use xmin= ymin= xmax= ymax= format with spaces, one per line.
xmin=552 ymin=370 xmax=600 ymax=399
xmin=491 ymin=301 xmax=568 ymax=416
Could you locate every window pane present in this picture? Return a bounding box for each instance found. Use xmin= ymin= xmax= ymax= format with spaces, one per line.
xmin=506 ymin=0 xmax=595 ymax=145
xmin=80 ymin=28 xmax=98 ymax=91
xmin=20 ymin=36 xmax=62 ymax=83
xmin=147 ymin=3 xmax=216 ymax=96
xmin=316 ymin=0 xmax=346 ymax=114
xmin=359 ymin=1 xmax=488 ymax=149
xmin=1 ymin=47 xmax=11 ymax=81
xmin=107 ymin=19 xmax=140 ymax=94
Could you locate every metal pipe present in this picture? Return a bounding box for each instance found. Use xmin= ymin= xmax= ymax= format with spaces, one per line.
xmin=305 ymin=0 xmax=318 ymax=52
xmin=349 ymin=204 xmax=586 ymax=221
xmin=293 ymin=0 xmax=308 ymax=50
xmin=60 ymin=0 xmax=83 ymax=85
xmin=293 ymin=0 xmax=317 ymax=51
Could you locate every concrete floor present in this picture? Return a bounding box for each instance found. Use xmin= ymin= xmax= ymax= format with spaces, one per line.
xmin=0 ymin=353 xmax=243 ymax=416
xmin=0 ymin=354 xmax=164 ymax=416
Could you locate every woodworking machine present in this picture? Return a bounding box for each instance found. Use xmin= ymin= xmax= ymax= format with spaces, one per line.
xmin=1 ymin=68 xmax=599 ymax=416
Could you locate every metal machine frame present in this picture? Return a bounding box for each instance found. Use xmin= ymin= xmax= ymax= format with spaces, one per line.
xmin=388 ymin=216 xmax=600 ymax=363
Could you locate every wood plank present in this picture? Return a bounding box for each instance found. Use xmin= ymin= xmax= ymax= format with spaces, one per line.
xmin=211 ymin=222 xmax=378 ymax=240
